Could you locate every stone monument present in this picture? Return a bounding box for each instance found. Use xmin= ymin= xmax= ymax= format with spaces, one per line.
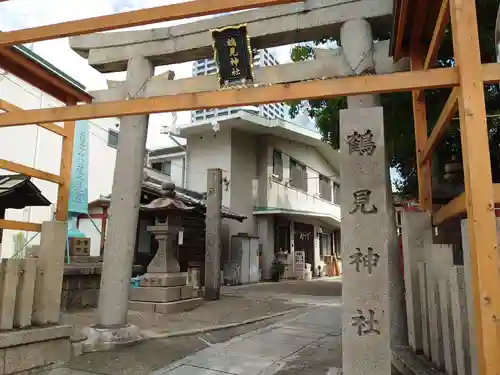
xmin=340 ymin=106 xmax=392 ymax=375
xmin=129 ymin=182 xmax=203 ymax=313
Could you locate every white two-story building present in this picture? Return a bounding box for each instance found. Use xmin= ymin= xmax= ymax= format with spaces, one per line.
xmin=0 ymin=45 xmax=118 ymax=257
xmin=153 ymin=111 xmax=341 ymax=279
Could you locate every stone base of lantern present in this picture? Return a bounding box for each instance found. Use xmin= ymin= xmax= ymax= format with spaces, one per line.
xmin=129 ymin=272 xmax=203 ymax=313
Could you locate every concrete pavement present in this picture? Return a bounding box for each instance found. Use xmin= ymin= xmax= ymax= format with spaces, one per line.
xmin=45 ymin=279 xmax=343 ymax=375
xmin=151 ymin=287 xmax=342 ymax=375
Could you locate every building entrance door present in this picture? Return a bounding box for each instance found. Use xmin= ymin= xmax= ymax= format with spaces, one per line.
xmin=293 ymin=222 xmax=315 ymax=270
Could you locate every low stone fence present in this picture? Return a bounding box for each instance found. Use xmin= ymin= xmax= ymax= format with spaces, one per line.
xmin=0 ymin=221 xmax=72 ymax=374
xmin=61 ymin=264 xmax=102 ymax=310
xmin=61 ymin=262 xmax=143 ymax=311
xmin=398 ymin=211 xmax=484 ymax=375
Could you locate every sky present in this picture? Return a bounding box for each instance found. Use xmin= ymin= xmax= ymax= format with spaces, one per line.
xmin=0 ymin=0 xmax=306 ymax=150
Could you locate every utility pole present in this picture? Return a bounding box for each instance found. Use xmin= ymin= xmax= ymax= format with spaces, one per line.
xmin=205 ymin=168 xmax=222 ymax=300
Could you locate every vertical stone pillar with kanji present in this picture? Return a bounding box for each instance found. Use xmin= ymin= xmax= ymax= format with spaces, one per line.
xmin=340 ymin=107 xmax=391 ymax=375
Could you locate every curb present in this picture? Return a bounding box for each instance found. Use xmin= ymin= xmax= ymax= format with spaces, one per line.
xmin=141 ymin=308 xmax=301 ymax=340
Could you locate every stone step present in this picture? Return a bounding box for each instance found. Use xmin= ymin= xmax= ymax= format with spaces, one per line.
xmin=140 ymin=272 xmax=187 ymax=287
xmin=129 ymin=285 xmax=195 ymax=303
xmin=129 ymin=298 xmax=203 ymax=314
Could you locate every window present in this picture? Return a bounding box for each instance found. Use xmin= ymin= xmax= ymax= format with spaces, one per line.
xmin=272 ymin=150 xmax=283 ymax=180
xmin=319 ymin=174 xmax=332 ymax=201
xmin=290 ymin=158 xmax=307 ymax=191
xmin=320 ymin=233 xmax=333 ymax=257
xmin=151 ymin=160 xmax=172 ymax=176
xmin=107 ymin=129 xmax=119 ymax=149
xmin=333 ymin=182 xmax=340 ymax=204
xmin=275 ymin=223 xmax=290 ymax=253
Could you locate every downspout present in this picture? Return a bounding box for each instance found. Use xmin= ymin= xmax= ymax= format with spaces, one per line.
xmin=168 ymin=134 xmax=188 ymax=188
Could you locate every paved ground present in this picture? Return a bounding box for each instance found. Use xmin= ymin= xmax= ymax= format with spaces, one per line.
xmin=62 ymin=294 xmax=300 ymax=340
xmin=46 ymin=278 xmax=343 ymax=375
xmin=152 ymin=305 xmax=342 ymax=375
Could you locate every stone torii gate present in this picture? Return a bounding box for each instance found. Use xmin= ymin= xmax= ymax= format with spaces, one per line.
xmin=69 ymin=0 xmax=406 ymax=370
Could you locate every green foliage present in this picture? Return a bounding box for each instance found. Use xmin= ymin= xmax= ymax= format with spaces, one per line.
xmin=289 ymin=0 xmax=500 ymax=197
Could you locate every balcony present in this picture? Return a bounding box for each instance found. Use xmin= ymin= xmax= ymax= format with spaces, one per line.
xmin=254 ymin=178 xmax=341 ymax=226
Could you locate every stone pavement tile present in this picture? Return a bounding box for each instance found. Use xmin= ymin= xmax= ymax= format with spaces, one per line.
xmin=241 ymin=332 xmax=319 ymax=347
xmin=273 ymin=335 xmax=342 ymax=375
xmin=225 ymin=338 xmax=305 ymax=359
xmin=270 ymin=326 xmax=326 ymax=339
xmin=184 ymin=352 xmax=276 ymax=375
xmin=163 ymin=364 xmax=237 ymax=375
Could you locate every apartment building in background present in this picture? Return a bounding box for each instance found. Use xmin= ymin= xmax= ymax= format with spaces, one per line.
xmin=191 ymin=49 xmax=286 ymax=122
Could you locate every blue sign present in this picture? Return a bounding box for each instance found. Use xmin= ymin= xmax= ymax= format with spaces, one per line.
xmin=68 ymin=120 xmax=89 ymax=215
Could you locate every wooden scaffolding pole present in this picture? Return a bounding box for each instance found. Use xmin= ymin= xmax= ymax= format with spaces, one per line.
xmin=449 ymin=0 xmax=500 ymax=374
xmin=55 ymin=100 xmax=76 ymax=222
xmin=410 ymin=46 xmax=432 ymax=211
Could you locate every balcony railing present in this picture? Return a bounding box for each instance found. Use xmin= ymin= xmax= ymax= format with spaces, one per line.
xmin=255 ymin=178 xmax=341 ymax=221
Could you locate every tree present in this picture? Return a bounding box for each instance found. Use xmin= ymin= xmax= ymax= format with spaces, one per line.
xmin=289 ymin=0 xmax=500 ymax=197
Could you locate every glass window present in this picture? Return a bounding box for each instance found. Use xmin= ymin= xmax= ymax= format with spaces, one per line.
xmin=320 ymin=233 xmax=333 ymax=257
xmin=107 ymin=129 xmax=119 ymax=149
xmin=290 ymin=158 xmax=307 ymax=191
xmin=272 ymin=150 xmax=283 ymax=180
xmin=151 ymin=161 xmax=172 ymax=176
xmin=319 ymin=174 xmax=332 ymax=201
xmin=333 ymin=182 xmax=340 ymax=204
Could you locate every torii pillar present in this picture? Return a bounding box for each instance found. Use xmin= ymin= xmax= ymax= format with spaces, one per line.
xmin=340 ymin=18 xmax=407 ymax=375
xmin=82 ymin=55 xmax=154 ymax=348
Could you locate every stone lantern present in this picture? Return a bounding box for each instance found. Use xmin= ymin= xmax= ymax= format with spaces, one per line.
xmin=129 ymin=182 xmax=203 ymax=313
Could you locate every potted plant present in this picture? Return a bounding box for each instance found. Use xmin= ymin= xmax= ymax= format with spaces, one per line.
xmin=271 ymin=260 xmax=285 ymax=282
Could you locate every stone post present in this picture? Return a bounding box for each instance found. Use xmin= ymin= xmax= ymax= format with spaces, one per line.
xmin=32 ymin=221 xmax=67 ymax=325
xmin=340 ymin=106 xmax=391 ymax=375
xmin=205 ymin=168 xmax=222 ymax=300
xmin=439 ymin=278 xmax=456 ymax=375
xmin=426 ymin=244 xmax=453 ymax=369
xmin=401 ymin=211 xmax=432 ymax=352
xmin=418 ymin=262 xmax=431 ymax=358
xmin=87 ymin=55 xmax=153 ymax=346
xmin=449 ymin=266 xmax=471 ymax=375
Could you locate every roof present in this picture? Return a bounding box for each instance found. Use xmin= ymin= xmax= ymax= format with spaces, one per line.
xmin=178 ymin=111 xmax=341 ymax=174
xmin=253 ymin=207 xmax=340 ymax=229
xmin=390 ymin=0 xmax=445 ymax=60
xmin=0 ymin=174 xmax=51 ymax=209
xmin=89 ymin=167 xmax=246 ymax=222
xmin=0 ymin=38 xmax=92 ymax=103
xmin=149 ymin=145 xmax=186 ymax=157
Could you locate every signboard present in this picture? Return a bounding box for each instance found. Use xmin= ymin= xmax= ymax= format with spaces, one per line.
xmin=211 ymin=24 xmax=254 ymax=87
xmin=68 ymin=120 xmax=89 ymax=215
